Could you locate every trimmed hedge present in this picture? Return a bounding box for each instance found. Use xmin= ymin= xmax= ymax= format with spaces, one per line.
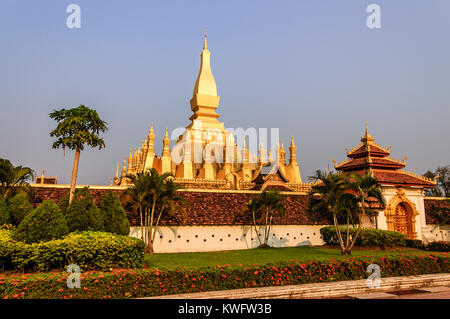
xmin=426 ymin=241 xmax=449 ymax=252
xmin=14 ymin=199 xmax=69 ymax=244
xmin=8 ymin=194 xmax=33 ymax=226
xmin=320 ymin=226 xmax=407 ymax=248
xmin=0 ymin=197 xmax=11 ymax=226
xmin=0 ymin=253 xmax=448 ymax=299
xmin=0 ymin=230 xmax=145 ymax=272
xmin=65 ymin=188 xmax=104 ymax=233
xmin=99 ymin=191 xmax=130 ymax=236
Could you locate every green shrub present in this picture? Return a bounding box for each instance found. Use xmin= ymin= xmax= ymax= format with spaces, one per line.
xmin=0 ymin=253 xmax=448 ymax=299
xmin=405 ymin=239 xmax=425 ymax=249
xmin=320 ymin=226 xmax=407 ymax=248
xmin=99 ymin=191 xmax=130 ymax=236
xmin=0 ymin=230 xmax=145 ymax=272
xmin=426 ymin=241 xmax=449 ymax=252
xmin=65 ymin=188 xmax=104 ymax=232
xmin=14 ymin=200 xmax=69 ymax=244
xmin=8 ymin=194 xmax=33 ymax=226
xmin=0 ymin=197 xmax=12 ymax=226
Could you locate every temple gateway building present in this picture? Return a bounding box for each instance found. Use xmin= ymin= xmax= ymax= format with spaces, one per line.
xmin=32 ymin=35 xmax=448 ymax=253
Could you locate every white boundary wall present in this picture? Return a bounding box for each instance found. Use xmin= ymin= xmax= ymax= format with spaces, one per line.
xmin=421 ymin=224 xmax=450 ymax=244
xmin=130 ymin=225 xmax=325 ymax=253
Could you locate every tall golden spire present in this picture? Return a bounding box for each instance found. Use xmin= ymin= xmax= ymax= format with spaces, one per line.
xmin=192 ymin=30 xmax=217 ymax=97
xmin=187 ymin=32 xmax=223 ymax=130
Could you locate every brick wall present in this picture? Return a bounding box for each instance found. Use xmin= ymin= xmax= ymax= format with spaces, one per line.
xmin=30 ymin=185 xmax=330 ymax=227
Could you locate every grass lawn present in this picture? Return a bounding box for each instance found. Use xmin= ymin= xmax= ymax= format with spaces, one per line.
xmin=144 ymin=246 xmax=434 ymax=269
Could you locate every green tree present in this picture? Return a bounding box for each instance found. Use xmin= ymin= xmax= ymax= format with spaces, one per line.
xmin=345 ymin=173 xmax=386 ymax=253
xmin=0 ymin=158 xmax=35 ymax=201
xmin=14 ymin=199 xmax=69 ymax=244
xmin=99 ymin=191 xmax=130 ymax=235
xmin=8 ymin=193 xmax=33 ymax=225
xmin=254 ymin=190 xmax=286 ymax=247
xmin=123 ymin=169 xmax=184 ymax=253
xmin=424 ymin=165 xmax=450 ymax=197
xmin=242 ymin=198 xmax=263 ymax=246
xmin=309 ymin=170 xmax=350 ymax=255
xmin=49 ymin=105 xmax=108 ymax=204
xmin=121 ymin=172 xmax=152 ymax=242
xmin=65 ymin=187 xmax=104 ymax=232
xmin=0 ymin=197 xmax=12 ymax=226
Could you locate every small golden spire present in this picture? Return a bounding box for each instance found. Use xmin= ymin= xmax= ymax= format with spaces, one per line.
xmin=203 ymin=29 xmax=207 ymax=50
xmin=361 ymin=123 xmax=375 ymax=144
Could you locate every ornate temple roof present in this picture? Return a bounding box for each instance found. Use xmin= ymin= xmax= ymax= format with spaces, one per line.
xmin=334 ymin=125 xmax=437 ymax=188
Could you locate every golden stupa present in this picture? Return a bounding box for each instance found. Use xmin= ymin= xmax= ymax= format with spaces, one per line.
xmin=114 ymin=33 xmax=304 ymax=191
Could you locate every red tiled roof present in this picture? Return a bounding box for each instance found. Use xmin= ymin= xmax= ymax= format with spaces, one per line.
xmin=348 ymin=143 xmax=390 ymax=158
xmin=335 ymin=157 xmax=405 ymax=171
xmin=371 ymin=170 xmax=436 ymax=188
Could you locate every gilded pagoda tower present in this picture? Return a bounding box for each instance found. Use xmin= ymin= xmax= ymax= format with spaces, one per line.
xmin=114 ymin=33 xmax=305 ymax=191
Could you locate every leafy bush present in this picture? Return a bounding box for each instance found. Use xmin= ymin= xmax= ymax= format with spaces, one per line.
xmin=8 ymin=194 xmax=33 ymax=226
xmin=0 ymin=253 xmax=448 ymax=299
xmin=320 ymin=226 xmax=407 ymax=248
xmin=426 ymin=241 xmax=449 ymax=252
xmin=0 ymin=230 xmax=145 ymax=272
xmin=0 ymin=197 xmax=11 ymax=226
xmin=65 ymin=188 xmax=104 ymax=232
xmin=99 ymin=191 xmax=130 ymax=236
xmin=405 ymin=239 xmax=425 ymax=250
xmin=14 ymin=200 xmax=69 ymax=244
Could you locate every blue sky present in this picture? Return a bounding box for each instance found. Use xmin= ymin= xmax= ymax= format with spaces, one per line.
xmin=0 ymin=0 xmax=449 ymax=185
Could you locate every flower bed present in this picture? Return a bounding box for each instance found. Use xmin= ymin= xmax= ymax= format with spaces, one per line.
xmin=0 ymin=253 xmax=448 ymax=299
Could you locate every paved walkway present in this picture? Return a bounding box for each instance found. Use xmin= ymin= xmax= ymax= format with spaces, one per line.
xmin=145 ymin=273 xmax=450 ymax=299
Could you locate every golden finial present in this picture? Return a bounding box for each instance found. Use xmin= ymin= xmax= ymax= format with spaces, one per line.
xmin=332 ymin=158 xmax=337 ymax=166
xmin=203 ymin=29 xmax=207 ymax=50
xmin=150 ymin=122 xmax=154 ymax=134
xmin=361 ymin=123 xmax=374 ymax=144
xmin=290 ymin=136 xmax=296 ymax=148
xmin=403 ymin=155 xmax=408 ymax=163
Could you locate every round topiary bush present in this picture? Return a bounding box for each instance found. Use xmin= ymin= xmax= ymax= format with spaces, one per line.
xmin=65 ymin=188 xmax=104 ymax=232
xmin=14 ymin=199 xmax=69 ymax=244
xmin=99 ymin=191 xmax=130 ymax=236
xmin=8 ymin=193 xmax=33 ymax=226
xmin=0 ymin=197 xmax=12 ymax=226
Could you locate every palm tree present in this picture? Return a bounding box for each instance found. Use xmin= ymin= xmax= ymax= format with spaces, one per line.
xmin=150 ymin=177 xmax=186 ymax=249
xmin=123 ymin=168 xmax=184 ymax=253
xmin=121 ymin=172 xmax=152 ymax=242
xmin=49 ymin=105 xmax=107 ymax=204
xmin=242 ymin=198 xmax=263 ymax=246
xmin=256 ymin=190 xmax=286 ymax=247
xmin=309 ymin=170 xmax=349 ymax=254
xmin=345 ymin=172 xmax=385 ymax=253
xmin=0 ymin=158 xmax=35 ymax=201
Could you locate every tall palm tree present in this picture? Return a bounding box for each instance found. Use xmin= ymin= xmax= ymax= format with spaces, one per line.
xmin=309 ymin=170 xmax=349 ymax=254
xmin=0 ymin=158 xmax=35 ymax=201
xmin=49 ymin=105 xmax=107 ymax=204
xmin=256 ymin=190 xmax=286 ymax=247
xmin=345 ymin=172 xmax=385 ymax=252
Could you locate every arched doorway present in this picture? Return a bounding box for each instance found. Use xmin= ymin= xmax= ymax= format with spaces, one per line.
xmin=384 ymin=189 xmax=419 ymax=239
xmin=392 ymin=202 xmax=415 ymax=239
